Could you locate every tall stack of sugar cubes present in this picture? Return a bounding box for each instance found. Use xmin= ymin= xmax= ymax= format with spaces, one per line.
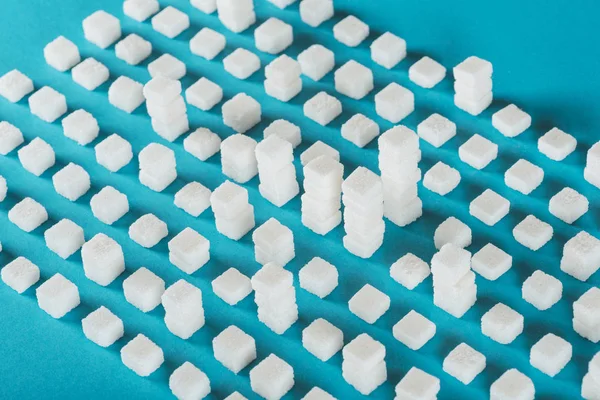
xmin=255 ymin=135 xmax=299 ymax=207
xmin=143 ymin=76 xmax=189 ymax=142
xmin=216 ymin=0 xmax=255 ymax=33
xmin=453 ymin=56 xmax=493 ymax=116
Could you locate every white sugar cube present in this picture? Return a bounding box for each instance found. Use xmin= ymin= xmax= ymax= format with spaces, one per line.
xmin=151 ymin=6 xmax=189 ymax=38
xmin=82 ymin=10 xmax=121 ymax=49
xmin=348 ymin=284 xmax=390 ymax=324
xmin=0 ymin=121 xmax=24 ymax=154
xmin=44 ymin=36 xmax=80 ymax=72
xmin=72 ymin=58 xmax=109 ymax=91
xmin=186 ymin=78 xmax=223 ymax=111
xmin=129 ymin=214 xmax=168 ymax=248
xmin=390 ymin=253 xmax=430 ymax=290
xmin=342 ymin=166 xmax=382 ymax=203
xmin=169 ymin=362 xmax=211 ymax=400
xmin=370 ymin=32 xmax=406 ymax=69
xmin=108 ymin=76 xmax=144 ymax=113
xmin=210 ymin=180 xmax=249 ymax=218
xmin=264 ymin=119 xmax=301 ymax=148
xmin=481 ymin=303 xmax=524 ymax=344
xmin=254 ymin=17 xmax=293 ymax=54
xmin=434 ymin=216 xmax=472 ymax=249
xmin=375 ymin=83 xmax=414 ymax=123
xmin=522 ymin=270 xmax=562 ymax=310
xmin=574 ymin=288 xmax=600 ymax=333
xmin=221 ymin=134 xmax=258 ymax=183
xmin=300 ymin=141 xmax=340 ymax=166
xmin=561 ymin=231 xmax=600 ymax=282
xmin=430 ymin=243 xmax=472 ymax=285
xmin=297 ymin=44 xmax=334 ymax=81
xmin=549 ymin=187 xmax=588 ymax=224
xmin=459 ymin=134 xmax=498 ymax=170
xmin=150 ymin=116 xmax=189 ymax=143
xmin=190 ymin=28 xmax=226 ymax=60
xmin=590 ymin=351 xmax=600 ymax=380
xmin=0 ymin=69 xmax=33 ymax=103
xmin=223 ymin=48 xmax=261 ymax=79
xmin=334 ymin=60 xmax=373 ymax=100
xmin=333 ymin=15 xmax=369 ymax=47
xmin=299 ymin=257 xmax=338 ymax=298
xmin=82 ymin=233 xmax=125 ymax=286
xmin=343 ymin=333 xmax=385 ymax=369
xmin=28 ymin=86 xmax=67 ymax=122
xmin=538 ymin=127 xmax=577 ymax=161
xmin=52 ymin=162 xmax=90 ymax=201
xmin=90 ymin=186 xmax=129 ymax=225
xmin=18 ymin=137 xmax=55 ymax=176
xmin=143 ymin=75 xmax=182 ymax=105
xmin=395 ymin=367 xmax=440 ymax=400
xmin=423 ymin=161 xmax=460 ymax=195
xmin=1 ymin=257 xmax=40 ymax=294
xmin=302 ymin=387 xmax=335 ymax=400
xmin=212 ymin=267 xmax=252 ymax=305
xmin=453 ymin=56 xmax=493 ymax=86
xmin=115 ymin=34 xmax=151 ymax=65
xmin=251 ymin=262 xmax=293 ymax=293
xmin=174 ymin=182 xmax=211 ymax=217
xmin=168 ymin=228 xmax=210 ymax=274
xmin=222 ymin=93 xmax=261 ymax=133
xmin=490 ymin=369 xmax=534 ymax=400
xmin=303 ymin=154 xmax=344 ymax=190
xmin=299 ymin=0 xmax=333 ymax=27
xmin=471 ymin=243 xmax=512 ymax=281
xmin=36 ymin=273 xmax=80 ymax=318
xmin=341 ymin=113 xmax=379 ymax=148
xmin=162 ymin=279 xmax=204 ymax=315
xmin=138 ymin=142 xmax=176 ymax=172
xmin=44 ymin=219 xmax=84 ymax=259
xmin=267 ymin=0 xmax=297 ymax=8
xmin=443 ymin=343 xmax=486 ymax=385
xmin=95 ymin=133 xmax=133 ymax=172
xmin=409 ymin=56 xmax=446 ymax=88
xmin=492 ymin=104 xmax=531 ymax=137
xmin=255 ymin=134 xmax=294 ymax=170
xmin=530 ymin=333 xmax=571 ymax=377
xmin=81 ymin=306 xmax=124 ymax=347
xmin=253 ymin=217 xmax=294 ymax=252
xmin=513 ymin=215 xmax=553 ymax=251
xmin=124 ymin=0 xmax=159 ymax=21
xmin=454 ymin=91 xmax=493 ymax=116
xmin=148 ymin=54 xmax=186 ymax=80
xmin=123 ymin=267 xmax=165 ymax=312
xmin=62 ymin=109 xmax=99 ymax=145
xmin=224 ymin=392 xmax=247 ymax=400
xmin=302 ymin=318 xmax=343 ymax=361
xmin=265 ymin=55 xmax=301 ymax=85
xmin=264 ymin=77 xmax=302 ymax=102
xmin=213 ymin=325 xmax=256 ymax=373
xmin=469 ymin=189 xmax=510 ymax=226
xmin=303 ymin=91 xmax=342 ymax=126
xmin=121 ymin=334 xmax=164 ymax=377
xmin=418 ymin=113 xmax=457 ymax=148
xmin=582 ymin=372 xmax=600 ymax=399
xmin=250 ymin=354 xmax=294 ymax=400
xmin=192 ymin=0 xmax=216 ymax=13
xmin=218 ymin=8 xmax=256 ymax=34
xmin=393 ymin=310 xmax=436 ymax=350
xmin=505 ymin=159 xmax=544 ymax=195
xmin=146 ymin=96 xmax=186 ymax=122
xmin=0 ymin=175 xmax=5 ymax=202
xmin=8 ymin=197 xmax=48 ymax=232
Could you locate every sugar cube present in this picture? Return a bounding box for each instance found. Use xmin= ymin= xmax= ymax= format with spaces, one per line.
xmin=264 ymin=119 xmax=301 ymax=148
xmin=549 ymin=187 xmax=588 ymax=224
xmin=108 ymin=76 xmax=144 ymax=113
xmin=44 ymin=219 xmax=84 ymax=259
xmin=213 ymin=325 xmax=256 ymax=373
xmin=454 ymin=91 xmax=493 ymax=116
xmin=220 ymin=135 xmax=258 ymax=183
xmin=302 ymin=387 xmax=335 ymax=400
xmin=254 ymin=17 xmax=293 ymax=54
xmin=169 ymin=362 xmax=211 ymax=400
xmin=190 ymin=28 xmax=226 ymax=60
xmin=581 ymin=372 xmax=600 ymax=399
xmin=168 ymin=228 xmax=210 ymax=274
xmin=115 ymin=34 xmax=151 ymax=65
xmin=443 ymin=343 xmax=486 ymax=385
xmin=395 ymin=367 xmax=440 ymax=400
xmin=375 ymin=83 xmax=414 ymax=123
xmin=81 ymin=233 xmax=125 ymax=286
xmin=18 ymin=137 xmax=55 ymax=176
xmin=44 ymin=36 xmax=80 ymax=72
xmin=0 ymin=121 xmax=24 ymax=154
xmin=418 ymin=113 xmax=457 ymax=148
xmin=459 ymin=134 xmax=498 ymax=170
xmin=423 ymin=161 xmax=461 ymax=195
xmin=95 ymin=134 xmax=133 ymax=172
xmin=90 ymin=186 xmax=129 ymax=225
xmin=453 ymin=56 xmax=492 ymax=85
xmin=393 ymin=310 xmax=436 ymax=350
xmin=301 ymin=141 xmax=340 ymax=167
xmin=148 ymin=54 xmax=186 ymax=80
xmin=490 ymin=369 xmax=534 ymax=400
xmin=185 ymin=78 xmax=223 ymax=111
xmin=303 ymin=91 xmax=342 ymax=126
xmin=340 ymin=113 xmax=379 ymax=148
xmin=492 ymin=104 xmax=532 ymax=137
xmin=52 ymin=163 xmax=90 ymax=201
xmin=1 ymin=257 xmax=40 ymax=294
xmin=224 ymin=392 xmax=247 ymax=400
xmin=218 ymin=4 xmax=256 ymax=34
xmin=348 ymin=284 xmax=390 ymax=324
xmin=299 ymin=0 xmax=333 ymax=27
xmin=297 ymin=44 xmax=334 ymax=81
xmin=538 ymin=127 xmax=577 ymax=161
xmin=252 ymin=218 xmax=294 ymax=257
xmin=62 ymin=109 xmax=99 ymax=145
xmin=143 ymin=75 xmax=182 ymax=105
xmin=469 ymin=189 xmax=510 ymax=226
xmin=561 ymin=231 xmax=600 ymax=281
xmin=333 ymin=15 xmax=369 ymax=47
xmin=409 ymin=56 xmax=446 ymax=88
xmin=590 ymin=352 xmax=600 ymax=379
xmin=0 ymin=69 xmax=34 ymax=103
xmin=574 ymin=287 xmax=600 ymax=327
xmin=8 ymin=197 xmax=48 ymax=232
xmin=250 ymin=354 xmax=294 ymax=400
xmin=223 ymin=48 xmax=261 ymax=80
xmin=174 ymin=182 xmax=211 ymax=217
xmin=481 ymin=303 xmax=524 ymax=344
xmin=121 ymin=334 xmax=164 ymax=377
xmin=161 ymin=279 xmax=205 ymax=338
xmin=36 ymin=273 xmax=80 ymax=318
xmin=267 ymin=0 xmax=297 ymax=8
xmin=302 ymin=318 xmax=343 ymax=361
xmin=471 ymin=243 xmax=512 ymax=281
xmin=72 ymin=58 xmax=109 ymax=91
xmin=343 ymin=333 xmax=385 ymax=369
xmin=82 ymin=10 xmax=121 ymax=49
xmin=522 ymin=270 xmax=562 ymax=310
xmin=513 ymin=215 xmax=553 ymax=251
xmin=299 ymin=257 xmax=338 ymax=298
xmin=28 ymin=86 xmax=67 ymax=122
xmin=390 ymin=253 xmax=430 ymax=290
xmin=434 ymin=216 xmax=472 ymax=249
xmin=0 ymin=175 xmax=5 ymax=202
xmin=123 ymin=267 xmax=165 ymax=312
xmin=81 ymin=306 xmax=124 ymax=347
xmin=222 ymin=93 xmax=261 ymax=133
xmin=128 ymin=214 xmax=168 ymax=248
xmin=151 ymin=6 xmax=190 ymax=38
xmin=210 ymin=180 xmax=249 ymax=218
xmin=334 ymin=60 xmax=373 ymax=100
xmin=191 ymin=0 xmax=216 ymax=13
xmin=211 ymin=267 xmax=252 ymax=305
xmin=529 ymin=333 xmax=572 ymax=377
xmin=430 ymin=243 xmax=472 ymax=285
xmin=123 ymin=0 xmax=159 ymax=22
xmin=370 ymin=32 xmax=406 ymax=69
xmin=505 ymin=159 xmax=544 ymax=195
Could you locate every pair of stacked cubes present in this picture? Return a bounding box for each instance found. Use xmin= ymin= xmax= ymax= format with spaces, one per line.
xmin=139 ymin=143 xmax=176 ymax=192
xmin=251 ymin=263 xmax=298 ymax=335
xmin=342 ymin=334 xmax=387 ymax=395
xmin=162 ymin=280 xmax=204 ymax=339
xmin=265 ymin=55 xmax=302 ymax=102
xmin=378 ymin=126 xmax=422 ymax=227
xmin=342 ymin=167 xmax=384 ymax=259
xmin=301 ymin=154 xmax=344 ymax=235
xmin=585 ymin=142 xmax=600 ymax=189
xmin=582 ymin=353 xmax=600 ymax=399
xmin=210 ymin=180 xmax=255 ymax=240
xmin=256 ymin=135 xmax=299 ymax=207
xmin=431 ymin=243 xmax=477 ymax=318
xmin=252 ymin=218 xmax=295 ymax=267
xmin=143 ymin=76 xmax=189 ymax=142
xmin=453 ymin=56 xmax=493 ymax=116
xmin=573 ymin=287 xmax=600 ymax=343
xmin=217 ymin=0 xmax=255 ymax=33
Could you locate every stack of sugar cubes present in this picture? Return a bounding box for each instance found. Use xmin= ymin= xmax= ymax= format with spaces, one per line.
xmin=342 ymin=167 xmax=384 ymax=259
xmin=216 ymin=0 xmax=256 ymax=33
xmin=561 ymin=231 xmax=600 ymax=282
xmin=210 ymin=180 xmax=255 ymax=240
xmin=342 ymin=333 xmax=387 ymax=395
xmin=585 ymin=142 xmax=600 ymax=189
xmin=251 ymin=262 xmax=298 ymax=334
xmin=255 ymin=135 xmax=299 ymax=207
xmin=573 ymin=287 xmax=600 ymax=343
xmin=582 ymin=352 xmax=600 ymax=399
xmin=378 ymin=125 xmax=422 ymax=227
xmin=143 ymin=76 xmax=189 ymax=142
xmin=264 ymin=55 xmax=302 ymax=102
xmin=162 ymin=279 xmax=204 ymax=339
xmin=301 ymin=154 xmax=344 ymax=235
xmin=431 ymin=243 xmax=477 ymax=318
xmin=138 ymin=143 xmax=177 ymax=192
xmin=252 ymin=218 xmax=295 ymax=266
xmin=453 ymin=56 xmax=493 ymax=116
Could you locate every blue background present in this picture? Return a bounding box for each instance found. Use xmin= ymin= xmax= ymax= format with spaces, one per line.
xmin=0 ymin=0 xmax=599 ymax=399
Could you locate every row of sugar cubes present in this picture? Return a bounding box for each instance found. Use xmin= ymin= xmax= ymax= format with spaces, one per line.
xmin=143 ymin=76 xmax=189 ymax=142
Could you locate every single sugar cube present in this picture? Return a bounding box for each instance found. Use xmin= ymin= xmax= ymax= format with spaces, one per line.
xmin=95 ymin=133 xmax=133 ymax=172
xmin=561 ymin=231 xmax=600 ymax=282
xmin=0 ymin=121 xmax=24 ymax=154
xmin=530 ymin=333 xmax=572 ymax=377
xmin=471 ymin=243 xmax=512 ymax=281
xmin=44 ymin=219 xmax=84 ymax=259
xmin=211 ymin=267 xmax=252 ymax=305
xmin=490 ymin=369 xmax=534 ymax=400
xmin=303 ymin=387 xmax=335 ymax=400
xmin=343 ymin=333 xmax=385 ymax=370
xmin=62 ymin=109 xmax=99 ymax=145
xmin=538 ymin=127 xmax=577 ymax=161
xmin=52 ymin=162 xmax=90 ymax=201
xmin=168 ymin=228 xmax=210 ymax=274
xmin=254 ymin=17 xmax=293 ymax=54
xmin=390 ymin=253 xmax=430 ymax=290
xmin=393 ymin=310 xmax=436 ymax=350
xmin=123 ymin=0 xmax=159 ymax=22
xmin=90 ymin=186 xmax=129 ymax=225
xmin=303 ymin=91 xmax=342 ymax=126
xmin=148 ymin=53 xmax=186 ymax=80
xmin=267 ymin=0 xmax=297 ymax=9
xmin=28 ymin=86 xmax=67 ymax=122
xmin=72 ymin=58 xmax=110 ymax=91
xmin=82 ymin=10 xmax=121 ymax=49
xmin=434 ymin=216 xmax=472 ymax=249
xmin=1 ymin=257 xmax=40 ymax=294
xmin=370 ymin=32 xmax=406 ymax=69
xmin=8 ymin=197 xmax=48 ymax=232
xmin=190 ymin=27 xmax=226 ymax=60
xmin=333 ymin=15 xmax=369 ymax=47
xmin=492 ymin=104 xmax=532 ymax=137
xmin=302 ymin=318 xmax=343 ymax=361
xmin=423 ymin=161 xmax=461 ymax=195
xmin=348 ymin=284 xmax=390 ymax=324
xmin=299 ymin=0 xmax=333 ymax=27
xmin=395 ymin=367 xmax=440 ymax=400
xmin=44 ymin=36 xmax=80 ymax=72
xmin=151 ymin=6 xmax=190 ymax=38
xmin=169 ymin=362 xmax=211 ymax=400
xmin=18 ymin=137 xmax=55 ymax=176
xmin=513 ymin=215 xmax=553 ymax=251
xmin=115 ymin=33 xmax=152 ymax=65
xmin=341 ymin=113 xmax=379 ymax=148
xmin=299 ymin=257 xmax=339 ymax=298
xmin=418 ymin=113 xmax=457 ymax=148
xmin=481 ymin=303 xmax=524 ymax=344
xmin=191 ymin=0 xmax=216 ymax=13
xmin=582 ymin=372 xmax=600 ymax=400
xmin=469 ymin=189 xmax=510 ymax=226
xmin=108 ymin=76 xmax=144 ymax=113
xmin=36 ymin=273 xmax=80 ymax=319
xmin=459 ymin=134 xmax=498 ymax=170
xmin=549 ymin=187 xmax=589 ymax=224
xmin=129 ymin=214 xmax=168 ymax=248
xmin=0 ymin=69 xmax=34 ymax=103
xmin=143 ymin=75 xmax=182 ymax=105
xmin=409 ymin=56 xmax=447 ymax=88
xmin=184 ymin=128 xmax=221 ymax=162
xmin=297 ymin=44 xmax=334 ymax=81
xmin=250 ymin=354 xmax=294 ymax=400
xmin=222 ymin=93 xmax=261 ymax=133
xmin=375 ymin=83 xmax=414 ymax=123
xmin=223 ymin=48 xmax=261 ymax=80
xmin=186 ymin=78 xmax=223 ymax=111
xmin=213 ymin=325 xmax=257 ymax=373
xmin=81 ymin=233 xmax=125 ymax=286
xmin=224 ymin=392 xmax=246 ymax=400
xmin=81 ymin=306 xmax=124 ymax=347
xmin=505 ymin=159 xmax=544 ymax=195
xmin=453 ymin=56 xmax=493 ymax=86
xmin=265 ymin=54 xmax=300 ymax=85
xmin=522 ymin=270 xmax=562 ymax=311
xmin=574 ymin=287 xmax=600 ymax=327
xmin=300 ymin=140 xmax=339 ymax=166
xmin=120 ymin=334 xmax=164 ymax=377
xmin=210 ymin=180 xmax=249 ymax=218
xmin=264 ymin=119 xmax=301 ymax=148
xmin=443 ymin=343 xmax=486 ymax=385
xmin=174 ymin=181 xmax=211 ymax=217
xmin=123 ymin=267 xmax=165 ymax=312
xmin=334 ymin=60 xmax=373 ymax=100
